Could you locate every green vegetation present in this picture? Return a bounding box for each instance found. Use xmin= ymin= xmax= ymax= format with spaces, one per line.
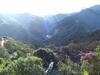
xmin=0 ymin=37 xmax=99 ymax=75
xmin=0 ymin=56 xmax=45 ymax=75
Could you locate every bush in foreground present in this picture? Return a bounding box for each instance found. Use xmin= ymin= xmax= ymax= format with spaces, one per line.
xmin=0 ymin=56 xmax=46 ymax=75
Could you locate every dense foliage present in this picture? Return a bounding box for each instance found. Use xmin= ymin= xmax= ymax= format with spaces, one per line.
xmin=0 ymin=56 xmax=45 ymax=75
xmin=0 ymin=37 xmax=99 ymax=75
xmin=34 ymin=48 xmax=58 ymax=69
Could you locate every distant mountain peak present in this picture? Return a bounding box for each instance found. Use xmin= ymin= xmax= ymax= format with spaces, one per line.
xmin=89 ymin=4 xmax=100 ymax=11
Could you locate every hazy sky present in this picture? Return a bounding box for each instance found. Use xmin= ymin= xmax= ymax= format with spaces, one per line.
xmin=0 ymin=0 xmax=100 ymax=16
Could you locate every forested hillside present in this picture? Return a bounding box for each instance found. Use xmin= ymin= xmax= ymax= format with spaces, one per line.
xmin=0 ymin=5 xmax=100 ymax=75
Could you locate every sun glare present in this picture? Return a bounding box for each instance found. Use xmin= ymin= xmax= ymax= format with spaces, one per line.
xmin=0 ymin=0 xmax=100 ymax=16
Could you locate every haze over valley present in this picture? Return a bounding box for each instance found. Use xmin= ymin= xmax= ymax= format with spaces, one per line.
xmin=0 ymin=0 xmax=100 ymax=75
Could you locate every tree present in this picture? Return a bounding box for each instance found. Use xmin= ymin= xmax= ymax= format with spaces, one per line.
xmin=34 ymin=48 xmax=58 ymax=69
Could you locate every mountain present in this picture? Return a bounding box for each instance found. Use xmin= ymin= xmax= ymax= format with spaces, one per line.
xmin=0 ymin=13 xmax=46 ymax=46
xmin=48 ymin=5 xmax=100 ymax=45
xmin=0 ymin=13 xmax=68 ymax=46
xmin=0 ymin=5 xmax=100 ymax=46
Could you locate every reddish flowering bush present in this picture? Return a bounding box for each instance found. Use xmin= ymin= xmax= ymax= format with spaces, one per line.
xmin=79 ymin=51 xmax=95 ymax=60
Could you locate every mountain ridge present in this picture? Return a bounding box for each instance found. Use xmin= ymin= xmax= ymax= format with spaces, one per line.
xmin=0 ymin=5 xmax=100 ymax=45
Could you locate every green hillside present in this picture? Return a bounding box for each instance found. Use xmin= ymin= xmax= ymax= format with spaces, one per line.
xmin=0 ymin=36 xmax=99 ymax=75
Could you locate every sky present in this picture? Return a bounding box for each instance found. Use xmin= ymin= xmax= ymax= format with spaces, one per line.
xmin=0 ymin=0 xmax=100 ymax=16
